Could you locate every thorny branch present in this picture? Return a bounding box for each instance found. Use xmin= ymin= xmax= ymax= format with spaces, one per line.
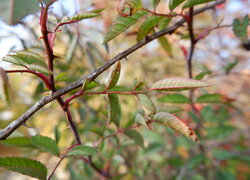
xmin=0 ymin=0 xmax=225 ymax=141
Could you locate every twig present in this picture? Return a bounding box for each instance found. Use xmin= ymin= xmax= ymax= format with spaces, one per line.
xmin=40 ymin=1 xmax=82 ymax=145
xmin=0 ymin=0 xmax=225 ymax=141
xmin=6 ymin=70 xmax=51 ymax=89
xmin=47 ymin=156 xmax=65 ymax=180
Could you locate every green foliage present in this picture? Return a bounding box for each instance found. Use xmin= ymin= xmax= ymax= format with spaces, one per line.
xmin=233 ymin=15 xmax=249 ymax=42
xmin=65 ymin=145 xmax=97 ymax=157
xmin=62 ymin=13 xmax=100 ymax=22
xmin=182 ymin=0 xmax=215 ymax=9
xmin=151 ymin=77 xmax=208 ymax=91
xmin=135 ymin=112 xmax=147 ymax=126
xmin=137 ymin=16 xmax=163 ymax=41
xmin=137 ymin=94 xmax=156 ymax=118
xmin=169 ymin=0 xmax=186 ymax=10
xmin=196 ymin=94 xmax=225 ymax=103
xmin=103 ymin=10 xmax=148 ymax=44
xmin=3 ymin=51 xmax=50 ymax=74
xmin=31 ymin=135 xmax=60 ymax=156
xmin=151 ymin=0 xmax=161 ymax=8
xmin=158 ymin=36 xmax=172 ymax=55
xmin=0 ymin=157 xmax=47 ymax=180
xmin=158 ymin=94 xmax=190 ymax=103
xmin=124 ymin=129 xmax=144 ymax=148
xmin=107 ymin=94 xmax=121 ymax=127
xmin=156 ymin=105 xmax=184 ymax=114
xmin=224 ymin=59 xmax=239 ymax=74
xmin=0 ymin=1 xmax=248 ymax=180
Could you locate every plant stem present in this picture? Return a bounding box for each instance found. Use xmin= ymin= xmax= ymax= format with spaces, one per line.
xmin=47 ymin=156 xmax=65 ymax=180
xmin=6 ymin=70 xmax=51 ymax=89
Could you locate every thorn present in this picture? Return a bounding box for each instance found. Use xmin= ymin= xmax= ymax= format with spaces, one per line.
xmin=38 ymin=36 xmax=44 ymax=40
xmin=22 ymin=122 xmax=31 ymax=128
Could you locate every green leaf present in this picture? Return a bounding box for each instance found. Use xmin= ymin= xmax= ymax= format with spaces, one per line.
xmin=196 ymin=94 xmax=225 ymax=103
xmin=224 ymin=59 xmax=239 ymax=74
xmin=1 ymin=137 xmax=34 ymax=148
xmin=151 ymin=0 xmax=161 ymax=8
xmin=106 ymin=61 xmax=121 ymax=90
xmin=135 ymin=112 xmax=147 ymax=126
xmin=0 ymin=157 xmax=47 ymax=180
xmin=88 ymin=8 xmax=106 ymax=14
xmin=66 ymin=145 xmax=97 ymax=157
xmin=158 ymin=36 xmax=172 ymax=55
xmin=169 ymin=0 xmax=186 ymax=11
xmin=158 ymin=94 xmax=190 ymax=103
xmin=215 ymin=170 xmax=237 ymax=180
xmin=153 ymin=112 xmax=198 ymax=142
xmin=2 ymin=51 xmax=50 ymax=74
xmin=107 ymin=94 xmax=121 ymax=127
xmin=62 ymin=13 xmax=100 ymax=22
xmin=195 ymin=71 xmax=210 ymax=80
xmin=0 ymin=67 xmax=10 ymax=103
xmin=156 ymin=105 xmax=184 ymax=114
xmin=124 ymin=129 xmax=144 ymax=148
xmin=186 ymin=154 xmax=206 ymax=170
xmin=182 ymin=0 xmax=215 ymax=9
xmin=103 ymin=10 xmax=148 ymax=44
xmin=31 ymin=135 xmax=60 ymax=156
xmin=206 ymin=125 xmax=235 ymax=139
xmin=158 ymin=18 xmax=172 ymax=30
xmin=232 ymin=15 xmax=249 ymax=42
xmin=137 ymin=94 xmax=156 ymax=118
xmin=151 ymin=77 xmax=208 ymax=91
xmin=0 ymin=0 xmax=40 ymax=25
xmin=54 ymin=126 xmax=61 ymax=144
xmin=137 ymin=15 xmax=163 ymax=41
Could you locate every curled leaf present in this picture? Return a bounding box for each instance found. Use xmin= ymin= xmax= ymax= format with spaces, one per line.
xmin=154 ymin=112 xmax=199 ymax=142
xmin=106 ymin=61 xmax=121 ymax=90
xmin=137 ymin=94 xmax=156 ymax=119
xmin=117 ymin=0 xmax=131 ymax=17
xmin=117 ymin=0 xmax=142 ymax=17
xmin=135 ymin=112 xmax=147 ymax=126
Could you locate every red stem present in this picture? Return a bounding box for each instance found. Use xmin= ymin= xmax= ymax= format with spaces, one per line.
xmin=6 ymin=70 xmax=51 ymax=89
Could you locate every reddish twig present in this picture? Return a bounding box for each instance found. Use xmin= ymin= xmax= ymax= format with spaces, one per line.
xmin=6 ymin=70 xmax=51 ymax=89
xmin=47 ymin=156 xmax=65 ymax=180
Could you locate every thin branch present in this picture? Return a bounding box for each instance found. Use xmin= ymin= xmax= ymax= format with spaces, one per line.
xmin=0 ymin=0 xmax=225 ymax=141
xmin=47 ymin=156 xmax=65 ymax=180
xmin=6 ymin=70 xmax=51 ymax=89
xmin=40 ymin=1 xmax=82 ymax=145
